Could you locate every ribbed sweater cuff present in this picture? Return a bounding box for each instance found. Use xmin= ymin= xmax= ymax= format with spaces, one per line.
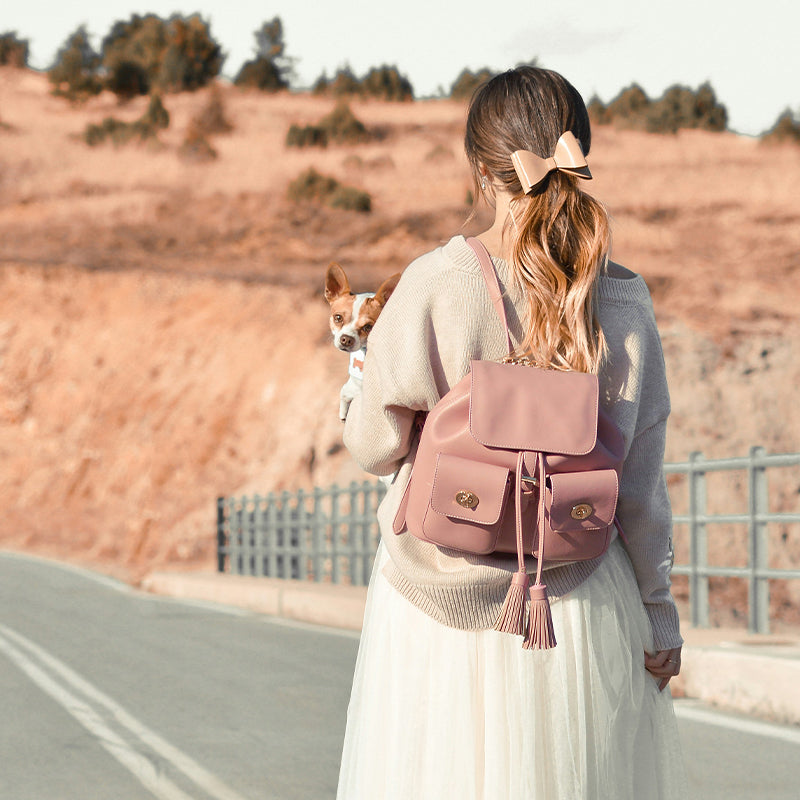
xmin=645 ymin=602 xmax=684 ymax=651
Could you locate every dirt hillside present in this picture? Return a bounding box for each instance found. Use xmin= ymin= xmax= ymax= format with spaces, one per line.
xmin=1 ymin=68 xmax=798 ymax=620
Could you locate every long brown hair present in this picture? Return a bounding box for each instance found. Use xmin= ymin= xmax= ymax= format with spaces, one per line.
xmin=465 ymin=67 xmax=610 ymax=373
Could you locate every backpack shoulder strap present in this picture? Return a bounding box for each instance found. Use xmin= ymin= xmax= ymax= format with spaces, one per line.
xmin=465 ymin=237 xmax=513 ymax=357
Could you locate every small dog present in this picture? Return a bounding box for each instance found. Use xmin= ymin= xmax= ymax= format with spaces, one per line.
xmin=325 ymin=263 xmax=401 ymax=421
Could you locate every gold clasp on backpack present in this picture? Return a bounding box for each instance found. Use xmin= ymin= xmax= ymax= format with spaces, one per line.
xmin=570 ymin=503 xmax=594 ymax=520
xmin=455 ymin=490 xmax=479 ymax=509
xmin=520 ymin=476 xmax=540 ymax=488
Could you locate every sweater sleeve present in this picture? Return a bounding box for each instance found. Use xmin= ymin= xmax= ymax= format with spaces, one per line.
xmin=612 ymin=302 xmax=683 ymax=651
xmin=342 ymin=255 xmax=478 ymax=476
xmin=617 ymin=417 xmax=683 ymax=651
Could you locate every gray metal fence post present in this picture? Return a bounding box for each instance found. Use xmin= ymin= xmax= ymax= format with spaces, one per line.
xmin=311 ymin=486 xmax=324 ymax=582
xmin=230 ymin=497 xmax=243 ymax=575
xmin=330 ymin=484 xmax=341 ymax=583
xmin=279 ymin=490 xmax=293 ymax=579
xmin=348 ymin=482 xmax=360 ymax=586
xmin=296 ymin=488 xmax=308 ymax=580
xmin=748 ymin=445 xmax=770 ymax=634
xmin=253 ymin=494 xmax=265 ymax=577
xmin=244 ymin=496 xmax=256 ymax=575
xmin=360 ymin=481 xmax=373 ymax=584
xmin=216 ymin=497 xmax=226 ymax=573
xmin=265 ymin=492 xmax=278 ymax=577
xmin=688 ymin=451 xmax=709 ymax=628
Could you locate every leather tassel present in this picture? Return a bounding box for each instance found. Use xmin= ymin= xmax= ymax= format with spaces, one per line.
xmin=493 ymin=571 xmax=529 ymax=636
xmin=523 ymin=583 xmax=556 ymax=650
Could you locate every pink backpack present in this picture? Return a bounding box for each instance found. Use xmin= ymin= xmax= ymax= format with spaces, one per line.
xmin=392 ymin=238 xmax=625 ymax=649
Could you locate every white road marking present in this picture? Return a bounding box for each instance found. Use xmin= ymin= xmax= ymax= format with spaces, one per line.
xmin=0 ymin=628 xmax=195 ymax=800
xmin=674 ymin=700 xmax=800 ymax=745
xmin=0 ymin=624 xmax=252 ymax=800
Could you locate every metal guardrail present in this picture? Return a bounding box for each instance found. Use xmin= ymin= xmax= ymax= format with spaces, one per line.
xmin=217 ymin=447 xmax=800 ymax=633
xmin=666 ymin=446 xmax=800 ymax=634
xmin=217 ymin=481 xmax=387 ymax=587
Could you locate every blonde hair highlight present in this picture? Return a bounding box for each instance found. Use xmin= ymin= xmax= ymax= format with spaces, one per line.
xmin=465 ymin=67 xmax=610 ymax=374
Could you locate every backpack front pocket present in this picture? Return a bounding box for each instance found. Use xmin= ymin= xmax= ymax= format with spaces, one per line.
xmin=541 ymin=469 xmax=619 ymax=561
xmin=423 ymin=453 xmax=511 ymax=554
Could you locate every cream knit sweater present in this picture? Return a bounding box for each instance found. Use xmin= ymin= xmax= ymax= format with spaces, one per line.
xmin=343 ymin=235 xmax=682 ymax=651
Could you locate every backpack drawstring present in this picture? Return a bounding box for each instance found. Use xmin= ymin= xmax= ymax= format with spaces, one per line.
xmin=523 ymin=451 xmax=556 ymax=649
xmin=493 ymin=451 xmax=530 ymax=637
xmin=493 ymin=451 xmax=556 ymax=649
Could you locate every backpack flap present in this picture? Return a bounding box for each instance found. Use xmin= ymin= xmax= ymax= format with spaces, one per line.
xmin=430 ymin=454 xmax=510 ymax=525
xmin=469 ymin=361 xmax=599 ymax=456
xmin=547 ymin=469 xmax=619 ymax=532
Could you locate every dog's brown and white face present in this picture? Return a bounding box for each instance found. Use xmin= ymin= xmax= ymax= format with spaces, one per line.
xmin=324 ymin=264 xmax=401 ymax=352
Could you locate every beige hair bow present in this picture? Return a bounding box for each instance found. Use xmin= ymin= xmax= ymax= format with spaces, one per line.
xmin=511 ymin=131 xmax=592 ymax=194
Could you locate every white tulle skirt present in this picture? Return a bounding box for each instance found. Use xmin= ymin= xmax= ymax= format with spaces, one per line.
xmin=337 ymin=539 xmax=687 ymax=800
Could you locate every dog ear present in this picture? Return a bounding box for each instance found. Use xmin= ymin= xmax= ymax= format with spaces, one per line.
xmin=325 ymin=263 xmax=352 ymax=302
xmin=373 ymin=272 xmax=402 ymax=307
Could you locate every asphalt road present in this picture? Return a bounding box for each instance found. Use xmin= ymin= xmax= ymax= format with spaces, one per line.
xmin=1 ymin=551 xmax=798 ymax=800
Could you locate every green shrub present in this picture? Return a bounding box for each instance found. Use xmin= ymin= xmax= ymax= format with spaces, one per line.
xmin=105 ymin=60 xmax=150 ymax=100
xmin=313 ymin=66 xmax=360 ymax=97
xmin=235 ymin=59 xmax=285 ymax=91
xmin=318 ymin=102 xmax=370 ymax=143
xmin=160 ymin=15 xmax=224 ymax=91
xmin=179 ymin=119 xmax=218 ymax=161
xmin=287 ymin=168 xmax=339 ymax=202
xmin=761 ymin=109 xmax=800 ymax=145
xmin=287 ymin=168 xmax=371 ymax=212
xmin=190 ymin=85 xmax=232 ymax=135
xmin=312 ymin=65 xmax=413 ymax=101
xmin=141 ymin=93 xmax=170 ymax=131
xmin=83 ymin=93 xmax=169 ymax=146
xmin=449 ymin=68 xmax=496 ymax=100
xmin=687 ymin=82 xmax=728 ymax=132
xmin=234 ymin=18 xmax=292 ymax=91
xmin=84 ymin=117 xmax=146 ymax=146
xmin=360 ymin=66 xmax=413 ymax=101
xmin=286 ymin=103 xmax=370 ymax=149
xmin=645 ymin=83 xmax=727 ymax=133
xmin=286 ymin=123 xmax=328 ymax=148
xmin=425 ymin=144 xmax=454 ymax=162
xmin=598 ymin=82 xmax=727 ymax=134
xmin=101 ymin=16 xmax=162 ymax=97
xmin=101 ymin=13 xmax=223 ymax=98
xmin=587 ymin=95 xmax=611 ymax=126
xmin=48 ymin=26 xmax=103 ymax=101
xmin=0 ymin=31 xmax=29 ymax=67
xmin=330 ymin=185 xmax=372 ymax=212
xmin=606 ymin=83 xmax=651 ymax=129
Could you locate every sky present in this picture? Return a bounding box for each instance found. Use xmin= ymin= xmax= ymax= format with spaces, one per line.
xmin=4 ymin=0 xmax=798 ymax=136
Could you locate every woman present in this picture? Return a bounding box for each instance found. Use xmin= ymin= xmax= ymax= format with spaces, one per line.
xmin=337 ymin=66 xmax=687 ymax=799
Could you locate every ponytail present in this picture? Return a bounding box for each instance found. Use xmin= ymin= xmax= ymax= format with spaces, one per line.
xmin=508 ymin=173 xmax=610 ymax=373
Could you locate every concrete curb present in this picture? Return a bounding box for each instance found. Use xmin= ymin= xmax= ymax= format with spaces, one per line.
xmin=671 ymin=632 xmax=800 ymax=726
xmin=142 ymin=571 xmax=800 ymax=725
xmin=141 ymin=572 xmax=368 ymax=631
